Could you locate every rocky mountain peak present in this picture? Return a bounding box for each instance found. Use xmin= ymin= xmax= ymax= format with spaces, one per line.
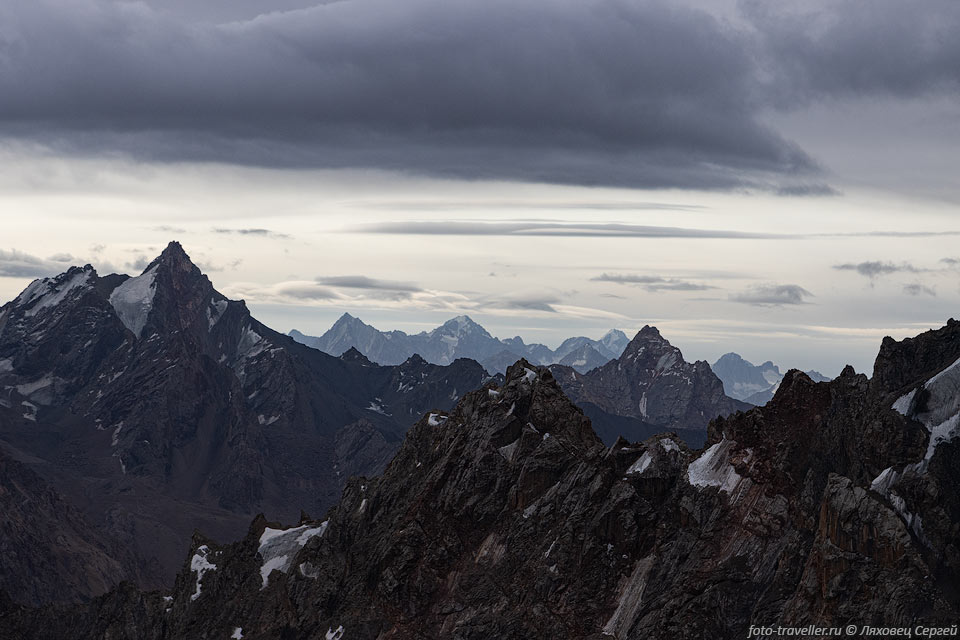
xmin=9 ymin=263 xmax=98 ymax=314
xmin=331 ymin=312 xmax=361 ymax=327
xmin=619 ymin=325 xmax=678 ymax=366
xmin=149 ymin=241 xmax=206 ymax=284
xmin=120 ymin=241 xmax=222 ymax=338
xmin=715 ymin=352 xmax=747 ymax=365
xmin=436 ymin=314 xmax=488 ymax=337
xmin=635 ymin=324 xmax=665 ymax=340
xmin=339 ymin=347 xmax=373 ymax=365
xmin=502 ymin=357 xmax=537 ymax=381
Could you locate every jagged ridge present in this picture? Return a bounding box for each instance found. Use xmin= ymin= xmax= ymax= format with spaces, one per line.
xmin=6 ymin=320 xmax=959 ymax=638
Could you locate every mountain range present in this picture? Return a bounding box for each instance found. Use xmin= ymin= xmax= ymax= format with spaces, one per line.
xmin=289 ymin=313 xmax=630 ymax=374
xmin=292 ymin=314 xmax=747 ymax=448
xmin=711 ymin=352 xmax=831 ymax=405
xmin=0 ymin=242 xmax=492 ymax=596
xmin=0 ymin=242 xmax=746 ymax=607
xmin=4 ymin=320 xmax=958 ymax=638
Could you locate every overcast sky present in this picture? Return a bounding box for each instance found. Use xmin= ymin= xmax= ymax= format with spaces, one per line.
xmin=1 ymin=0 xmax=958 ymax=376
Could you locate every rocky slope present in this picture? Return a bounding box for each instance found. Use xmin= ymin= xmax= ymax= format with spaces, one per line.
xmin=0 ymin=242 xmax=491 ymax=593
xmin=0 ymin=447 xmax=134 ymax=606
xmin=5 ymin=320 xmax=958 ymax=638
xmin=551 ymin=326 xmax=750 ymax=446
xmin=291 ymin=313 xmax=629 ymax=373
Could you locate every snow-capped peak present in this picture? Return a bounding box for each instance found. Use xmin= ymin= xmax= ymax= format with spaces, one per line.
xmin=443 ymin=315 xmax=483 ymax=335
xmin=16 ymin=266 xmax=95 ymax=318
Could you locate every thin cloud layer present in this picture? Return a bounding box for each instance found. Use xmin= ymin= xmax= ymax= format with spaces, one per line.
xmin=314 ymin=276 xmax=422 ymax=292
xmin=212 ymin=228 xmax=290 ymax=239
xmin=903 ymin=283 xmax=936 ymax=297
xmin=221 ymin=278 xmax=622 ymax=320
xmin=0 ymin=249 xmax=75 ymax=279
xmin=591 ymin=273 xmax=713 ymax=292
xmin=730 ymin=284 xmax=813 ymax=306
xmin=350 ymin=221 xmax=782 ymax=238
xmin=833 ymin=261 xmax=923 ymax=278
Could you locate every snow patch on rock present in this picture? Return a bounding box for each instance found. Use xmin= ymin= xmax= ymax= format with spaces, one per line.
xmin=498 ymin=438 xmax=520 ymax=463
xmin=23 ymin=269 xmax=93 ymax=318
xmin=891 ymin=388 xmax=917 ymax=416
xmin=109 ymin=266 xmax=158 ymax=338
xmin=207 ymin=299 xmax=228 ymax=329
xmin=687 ymin=438 xmax=747 ymax=493
xmin=626 ymin=451 xmax=653 ymax=475
xmin=659 ymin=438 xmax=679 ymax=453
xmin=189 ymin=545 xmax=216 ymax=601
xmin=258 ymin=522 xmax=329 ymax=589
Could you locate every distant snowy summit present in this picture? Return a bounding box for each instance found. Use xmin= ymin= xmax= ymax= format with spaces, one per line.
xmin=711 ymin=352 xmax=830 ymax=405
xmin=290 ymin=313 xmax=629 ymax=374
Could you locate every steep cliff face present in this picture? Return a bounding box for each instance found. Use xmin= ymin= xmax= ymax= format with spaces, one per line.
xmin=4 ymin=321 xmax=958 ymax=639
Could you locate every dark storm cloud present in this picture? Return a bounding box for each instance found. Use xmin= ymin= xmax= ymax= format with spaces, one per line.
xmin=315 ymin=276 xmax=422 ymax=293
xmin=833 ymin=261 xmax=923 ymax=278
xmin=3 ymin=0 xmax=958 ymax=190
xmin=0 ymin=0 xmax=819 ymax=190
xmin=730 ymin=284 xmax=813 ymax=306
xmin=350 ymin=221 xmax=784 ymax=239
xmin=0 ymin=249 xmax=71 ymax=278
xmin=744 ymin=0 xmax=960 ymax=103
xmin=591 ymin=273 xmax=713 ymax=292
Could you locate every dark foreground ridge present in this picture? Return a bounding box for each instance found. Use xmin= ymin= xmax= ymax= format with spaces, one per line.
xmin=3 ymin=318 xmax=959 ymax=638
